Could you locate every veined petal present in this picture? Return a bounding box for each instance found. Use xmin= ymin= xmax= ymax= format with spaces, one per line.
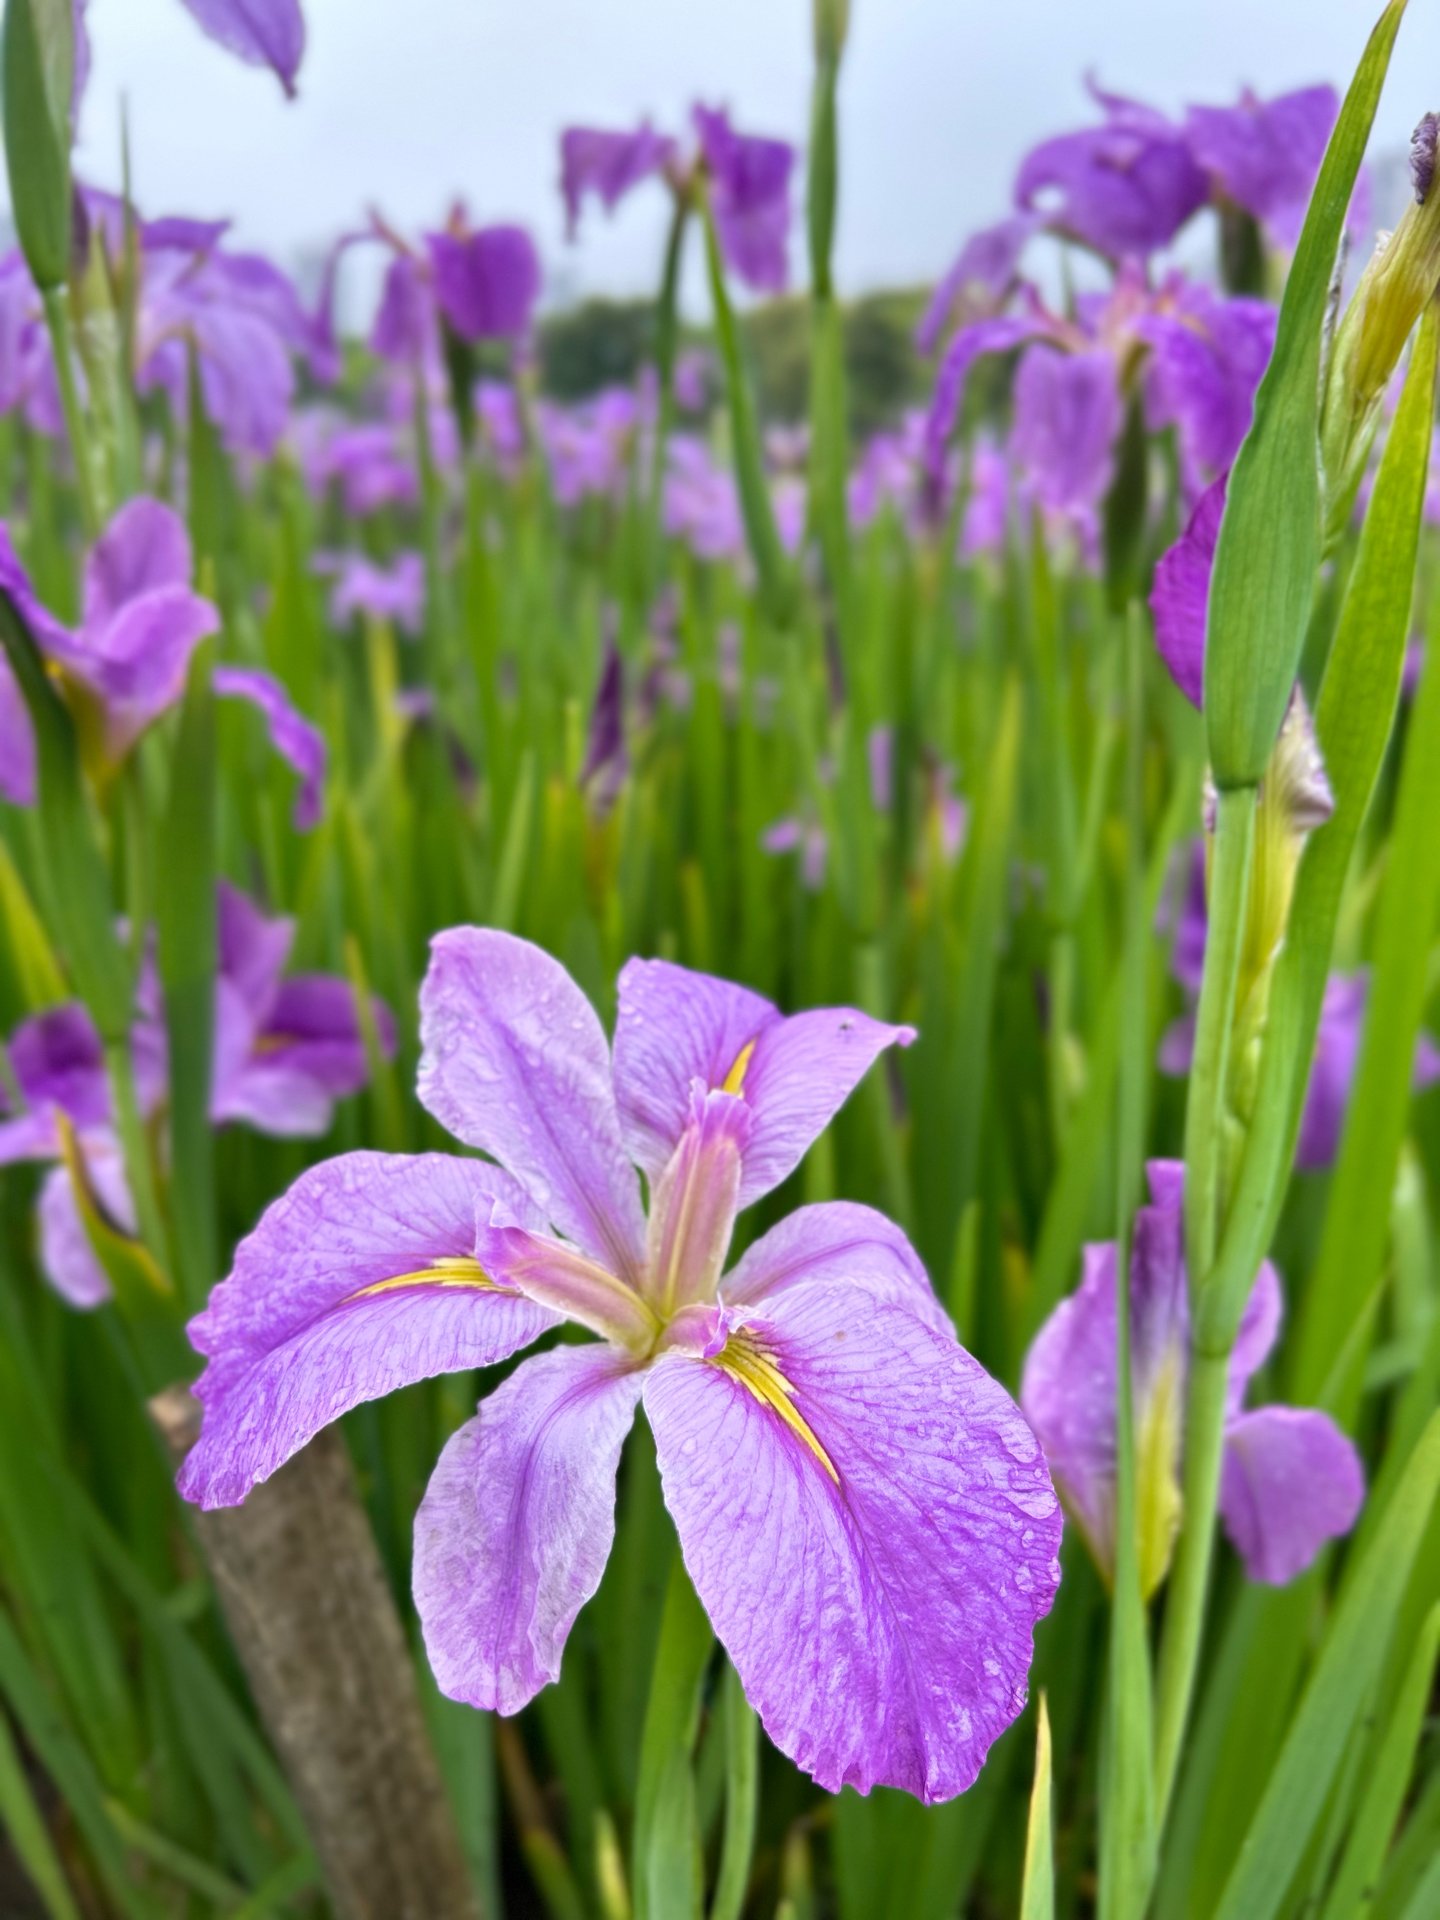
xmin=419 ymin=929 xmax=646 ymax=1277
xmin=644 ymin=1087 xmax=750 ymax=1315
xmin=613 ymin=957 xmax=915 ymax=1209
xmin=413 ymin=1344 xmax=642 ymax=1715
xmin=721 ymin=1200 xmax=953 ymax=1341
xmin=36 ymin=1132 xmax=134 ymax=1310
xmin=474 ymin=1213 xmax=658 ymax=1353
xmin=1219 ymin=1406 xmax=1364 ymax=1585
xmin=180 ymin=1152 xmax=557 ymax=1509
xmin=645 ymin=1279 xmax=1061 ymax=1803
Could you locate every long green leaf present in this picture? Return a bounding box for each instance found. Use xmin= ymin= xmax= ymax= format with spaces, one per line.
xmin=0 ymin=1702 xmax=81 ymax=1920
xmin=1204 ymin=0 xmax=1406 ymax=786
xmin=1214 ymin=1410 xmax=1440 ymax=1920
xmin=1320 ymin=1602 xmax=1440 ymax=1920
xmin=1020 ymin=1695 xmax=1054 ymax=1920
xmin=708 ymin=1661 xmax=758 ymax=1920
xmin=632 ymin=1550 xmax=713 ymax=1920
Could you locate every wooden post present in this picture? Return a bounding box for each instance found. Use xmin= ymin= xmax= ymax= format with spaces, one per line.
xmin=150 ymin=1388 xmax=482 ymax=1920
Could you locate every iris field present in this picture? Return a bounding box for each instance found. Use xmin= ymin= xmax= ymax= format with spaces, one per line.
xmin=0 ymin=0 xmax=1439 ymax=1916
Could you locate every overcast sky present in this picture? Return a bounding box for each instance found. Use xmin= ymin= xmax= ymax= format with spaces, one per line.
xmin=35 ymin=0 xmax=1440 ymax=320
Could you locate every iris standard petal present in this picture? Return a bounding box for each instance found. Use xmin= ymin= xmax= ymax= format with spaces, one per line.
xmin=180 ymin=1152 xmax=558 ymax=1508
xmin=177 ymin=0 xmax=305 ymax=97
xmin=721 ymin=1200 xmax=953 ymax=1340
xmin=613 ymin=956 xmax=915 ymax=1209
xmin=74 ymin=587 xmax=221 ymax=762
xmin=419 ymin=928 xmax=647 ymax=1277
xmin=213 ymin=667 xmax=327 ymax=830
xmin=81 ymin=497 xmax=194 ymax=629
xmin=646 ymin=1279 xmax=1061 ymax=1803
xmin=1218 ymin=1405 xmax=1365 ymax=1585
xmin=413 ymin=1343 xmax=643 ymax=1715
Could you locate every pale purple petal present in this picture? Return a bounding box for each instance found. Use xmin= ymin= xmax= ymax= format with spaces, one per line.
xmin=916 ymin=215 xmax=1040 ymax=355
xmin=471 ymin=1215 xmax=658 ymax=1350
xmin=81 ymin=498 xmax=192 ymax=628
xmin=1009 ymin=345 xmax=1121 ymax=512
xmin=1157 ymin=1012 xmax=1196 ymax=1077
xmin=418 ymin=929 xmax=647 ymax=1276
xmin=1184 ymin=86 xmax=1337 ymax=240
xmin=1016 ymin=90 xmax=1208 ymax=259
xmin=370 ymin=253 xmax=435 ymax=365
xmin=646 ymin=1279 xmax=1060 ymax=1802
xmin=1227 ymin=1257 xmax=1283 ymax=1414
xmin=693 ymin=105 xmax=794 ymax=294
xmin=560 ymin=124 xmax=675 ymax=236
xmin=214 ymin=666 xmax=326 ymax=830
xmin=413 ymin=1343 xmax=642 ymax=1714
xmin=217 ymin=880 xmax=293 ymax=1021
xmin=721 ymin=1201 xmax=953 ymax=1341
xmin=180 ymin=1151 xmax=557 ymax=1508
xmin=36 ymin=1134 xmax=134 ymax=1310
xmin=1150 ymin=473 xmax=1225 ymax=708
xmin=326 ymin=551 xmax=425 ymax=636
xmin=427 ymin=228 xmax=540 ymax=344
xmin=177 ymin=0 xmax=305 ymax=97
xmin=1219 ymin=1405 xmax=1364 ymax=1585
xmin=922 ymin=315 xmax=1046 ymax=499
xmin=613 ymin=957 xmax=916 ymax=1208
xmin=1139 ymin=289 xmax=1274 ymax=481
xmin=64 ymin=588 xmax=219 ymax=763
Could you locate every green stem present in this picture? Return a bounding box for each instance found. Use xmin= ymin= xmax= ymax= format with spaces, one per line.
xmin=104 ymin=1036 xmax=168 ymax=1278
xmin=709 ymin=1661 xmax=758 ymax=1920
xmin=1180 ymin=785 xmax=1256 ymax=1290
xmin=40 ymin=285 xmax=101 ymax=538
xmin=1152 ymin=1344 xmax=1231 ymax=1820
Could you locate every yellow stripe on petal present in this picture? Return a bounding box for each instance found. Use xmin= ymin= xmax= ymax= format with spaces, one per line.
xmin=711 ymin=1328 xmax=838 ymax=1484
xmin=347 ymin=1256 xmax=506 ymax=1301
xmin=720 ymin=1039 xmax=756 ymax=1094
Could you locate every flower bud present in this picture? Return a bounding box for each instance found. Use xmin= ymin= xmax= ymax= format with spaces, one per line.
xmin=1321 ymin=111 xmax=1440 ymax=547
xmin=1 ymin=0 xmax=75 ymax=292
xmin=813 ymin=0 xmax=850 ymax=64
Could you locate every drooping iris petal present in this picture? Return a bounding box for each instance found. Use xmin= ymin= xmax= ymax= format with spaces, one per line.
xmin=209 ymin=977 xmax=337 ymax=1137
xmin=560 ymin=124 xmax=675 ymax=236
xmin=1150 ymin=472 xmax=1225 ymax=708
xmin=325 ymin=550 xmax=426 ymax=636
xmin=427 ymin=227 xmax=540 ymax=344
xmin=177 ymin=0 xmax=305 ymax=98
xmin=1015 ymin=88 xmax=1208 ymax=260
xmin=1009 ymin=345 xmax=1121 ymax=512
xmin=693 ymin=105 xmax=795 ymax=294
xmin=1227 ymin=1256 xmax=1283 ymax=1415
xmin=180 ymin=1152 xmax=558 ymax=1508
xmin=213 ymin=666 xmax=327 ymax=830
xmin=217 ymin=879 xmax=294 ymax=1017
xmin=646 ymin=1279 xmax=1060 ymax=1802
xmin=1218 ymin=1405 xmax=1365 ymax=1585
xmin=370 ymin=253 xmax=435 ymax=366
xmin=922 ymin=314 xmax=1048 ymax=495
xmin=721 ymin=1200 xmax=953 ymax=1340
xmin=418 ymin=928 xmax=647 ymax=1276
xmin=36 ymin=1133 xmax=134 ymax=1309
xmin=413 ymin=1343 xmax=643 ymax=1714
xmin=1184 ymin=86 xmax=1338 ymax=248
xmin=612 ymin=956 xmax=915 ymax=1209
xmin=915 ymin=214 xmax=1040 ymax=355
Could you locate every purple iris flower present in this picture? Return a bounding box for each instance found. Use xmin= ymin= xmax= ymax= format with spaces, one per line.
xmin=213 ymin=667 xmax=326 ymax=832
xmin=1138 ymin=283 xmax=1275 ymax=497
xmin=693 ymin=105 xmax=795 ymax=294
xmin=370 ymin=251 xmax=438 ymax=368
xmin=1015 ymin=83 xmax=1209 ymax=262
xmin=1022 ymin=1160 xmax=1364 ymax=1591
xmin=536 ymin=389 xmax=645 ymax=507
xmin=578 ymin=639 xmax=627 ymax=817
xmin=427 ymin=225 xmax=541 ymax=345
xmin=1183 ymin=86 xmax=1337 ymax=250
xmin=916 ymin=215 xmax=1041 ymax=356
xmin=1158 ymin=842 xmax=1440 ymax=1167
xmin=168 ymin=0 xmax=305 ymax=97
xmin=1150 ymin=474 xmax=1225 ymax=707
xmin=316 ymin=550 xmax=425 ymax=637
xmin=0 ymin=886 xmax=392 ymax=1307
xmin=560 ymin=125 xmax=676 ymax=237
xmin=314 ymin=423 xmax=420 ymax=517
xmin=178 ymin=932 xmax=1061 ymax=1800
xmin=0 ymin=501 xmax=218 ymax=780
xmin=664 ymin=436 xmax=745 ymax=563
xmin=1009 ymin=344 xmax=1121 ymax=513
